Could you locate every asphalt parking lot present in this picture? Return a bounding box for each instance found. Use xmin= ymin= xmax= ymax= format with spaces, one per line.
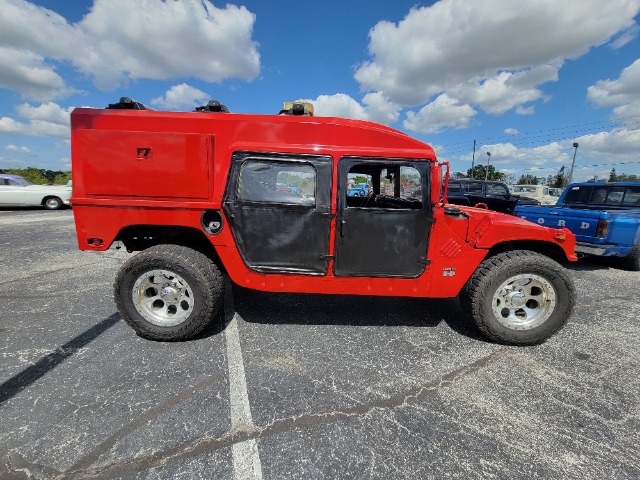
xmin=0 ymin=209 xmax=639 ymax=479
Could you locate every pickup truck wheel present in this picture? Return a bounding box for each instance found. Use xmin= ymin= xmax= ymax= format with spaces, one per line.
xmin=43 ymin=196 xmax=63 ymax=210
xmin=460 ymin=250 xmax=575 ymax=346
xmin=114 ymin=245 xmax=223 ymax=341
xmin=624 ymin=243 xmax=640 ymax=271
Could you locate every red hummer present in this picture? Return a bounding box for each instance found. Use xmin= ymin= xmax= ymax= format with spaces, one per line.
xmin=70 ymin=98 xmax=577 ymax=346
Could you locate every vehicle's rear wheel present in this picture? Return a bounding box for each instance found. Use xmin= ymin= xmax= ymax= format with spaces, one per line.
xmin=114 ymin=244 xmax=223 ymax=341
xmin=459 ymin=250 xmax=575 ymax=345
xmin=43 ymin=196 xmax=63 ymax=210
xmin=624 ymin=243 xmax=640 ymax=271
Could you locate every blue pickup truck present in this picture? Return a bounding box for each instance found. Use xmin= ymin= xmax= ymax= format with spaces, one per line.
xmin=514 ymin=182 xmax=640 ymax=270
xmin=347 ymin=182 xmax=371 ymax=197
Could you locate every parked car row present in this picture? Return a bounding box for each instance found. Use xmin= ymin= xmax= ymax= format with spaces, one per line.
xmin=347 ymin=182 xmax=372 ymax=197
xmin=445 ymin=179 xmax=539 ymax=214
xmin=0 ymin=174 xmax=71 ymax=210
xmin=514 ymin=182 xmax=640 ymax=270
xmin=512 ymin=184 xmax=561 ymax=205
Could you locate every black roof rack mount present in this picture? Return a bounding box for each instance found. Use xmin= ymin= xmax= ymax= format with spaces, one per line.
xmin=106 ymin=97 xmax=150 ymax=110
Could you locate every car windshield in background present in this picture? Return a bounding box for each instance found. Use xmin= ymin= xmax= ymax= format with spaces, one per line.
xmin=563 ymin=185 xmax=640 ymax=206
xmin=15 ymin=176 xmax=31 ymax=186
xmin=487 ymin=184 xmax=509 ymax=195
xmin=513 ymin=186 xmax=536 ymax=193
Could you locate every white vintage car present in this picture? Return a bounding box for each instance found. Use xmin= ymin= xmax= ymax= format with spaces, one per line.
xmin=512 ymin=184 xmax=561 ymax=205
xmin=0 ymin=174 xmax=71 ymax=209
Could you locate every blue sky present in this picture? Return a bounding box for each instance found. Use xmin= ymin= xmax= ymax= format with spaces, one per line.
xmin=1 ymin=0 xmax=640 ymax=183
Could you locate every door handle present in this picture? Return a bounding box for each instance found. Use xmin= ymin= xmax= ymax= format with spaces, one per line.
xmin=339 ymin=219 xmax=346 ymax=237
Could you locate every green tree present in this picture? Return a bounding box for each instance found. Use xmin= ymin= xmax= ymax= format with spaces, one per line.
xmin=466 ymin=165 xmax=504 ymax=181
xmin=609 ymin=167 xmax=617 ymax=182
xmin=554 ymin=166 xmax=567 ymax=188
xmin=53 ymin=171 xmax=72 ymax=184
xmin=516 ymin=174 xmax=538 ymax=185
xmin=0 ymin=167 xmax=71 ymax=185
xmin=616 ymin=172 xmax=640 ymax=181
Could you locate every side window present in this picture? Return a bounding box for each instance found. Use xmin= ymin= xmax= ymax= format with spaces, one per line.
xmin=383 ymin=166 xmax=421 ymax=200
xmin=346 ymin=162 xmax=424 ymax=209
xmin=589 ymin=187 xmax=608 ymax=204
xmin=465 ymin=182 xmax=483 ymax=193
xmin=487 ymin=184 xmax=508 ymax=195
xmin=622 ymin=187 xmax=640 ymax=206
xmin=447 ymin=181 xmax=461 ymax=195
xmin=604 ymin=187 xmax=625 ymax=205
xmin=564 ymin=186 xmax=592 ymax=204
xmin=237 ymin=160 xmax=315 ymax=205
xmin=403 ymin=166 xmax=422 ymax=199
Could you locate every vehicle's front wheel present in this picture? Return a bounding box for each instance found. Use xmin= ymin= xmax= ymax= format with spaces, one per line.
xmin=459 ymin=250 xmax=576 ymax=346
xmin=43 ymin=196 xmax=63 ymax=210
xmin=114 ymin=244 xmax=223 ymax=341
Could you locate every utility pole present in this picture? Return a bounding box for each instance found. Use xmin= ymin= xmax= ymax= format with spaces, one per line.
xmin=485 ymin=151 xmax=491 ymax=181
xmin=471 ymin=139 xmax=476 ymax=179
xmin=567 ymin=142 xmax=579 ymax=185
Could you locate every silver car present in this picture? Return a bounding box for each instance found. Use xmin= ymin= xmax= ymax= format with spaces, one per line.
xmin=0 ymin=174 xmax=71 ymax=210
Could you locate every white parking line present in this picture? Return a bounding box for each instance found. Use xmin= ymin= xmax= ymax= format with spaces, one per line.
xmin=225 ymin=313 xmax=263 ymax=480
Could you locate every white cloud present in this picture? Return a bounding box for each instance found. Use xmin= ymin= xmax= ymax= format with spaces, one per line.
xmin=516 ymin=105 xmax=536 ymax=116
xmin=0 ymin=102 xmax=72 ymax=137
xmin=16 ymin=102 xmax=72 ymax=125
xmin=75 ymin=0 xmax=260 ymax=89
xmin=0 ymin=117 xmax=22 ymax=134
xmin=587 ymin=57 xmax=640 ymax=125
xmin=0 ymin=0 xmax=260 ymax=100
xmin=588 ymin=58 xmax=640 ymax=107
xmin=361 ymin=92 xmax=401 ymax=124
xmin=505 ymin=128 xmax=520 ymax=136
xmin=151 ymin=84 xmax=210 ymax=110
xmin=5 ymin=144 xmax=30 ymax=153
xmin=303 ymin=94 xmax=365 ymax=119
xmin=575 ymin=128 xmax=640 ymax=158
xmin=0 ymin=46 xmax=73 ymax=101
xmin=587 ymin=59 xmax=640 ymax=122
xmin=295 ymin=93 xmax=401 ymax=124
xmin=611 ymin=101 xmax=640 ymax=121
xmin=354 ymin=0 xmax=640 ymax=114
xmin=403 ymin=94 xmax=477 ymax=134
xmin=610 ymin=24 xmax=640 ymax=49
xmin=449 ymin=67 xmax=556 ymax=115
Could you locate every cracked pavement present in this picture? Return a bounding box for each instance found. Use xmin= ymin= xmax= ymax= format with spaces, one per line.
xmin=0 ymin=209 xmax=639 ymax=479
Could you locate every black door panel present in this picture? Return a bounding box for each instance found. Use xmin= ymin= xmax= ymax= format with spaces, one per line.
xmin=223 ymin=152 xmax=332 ymax=275
xmin=334 ymin=157 xmax=433 ymax=278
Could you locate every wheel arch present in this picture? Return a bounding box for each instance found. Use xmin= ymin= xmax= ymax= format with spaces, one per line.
xmin=483 ymin=240 xmax=569 ymax=263
xmin=115 ymin=224 xmax=225 ymax=272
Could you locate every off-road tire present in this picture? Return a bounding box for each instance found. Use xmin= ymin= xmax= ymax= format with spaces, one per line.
xmin=459 ymin=250 xmax=576 ymax=346
xmin=114 ymin=244 xmax=223 ymax=341
xmin=623 ymin=243 xmax=640 ymax=271
xmin=43 ymin=196 xmax=63 ymax=210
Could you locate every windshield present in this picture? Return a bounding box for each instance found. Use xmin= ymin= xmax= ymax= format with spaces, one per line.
xmin=513 ymin=186 xmax=536 ymax=193
xmin=16 ymin=176 xmax=32 ymax=186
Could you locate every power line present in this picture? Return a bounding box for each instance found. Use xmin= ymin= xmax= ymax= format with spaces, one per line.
xmin=441 ymin=115 xmax=640 ymax=157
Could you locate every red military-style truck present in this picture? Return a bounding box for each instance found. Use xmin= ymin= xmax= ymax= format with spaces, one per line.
xmin=70 ymin=98 xmax=577 ymax=346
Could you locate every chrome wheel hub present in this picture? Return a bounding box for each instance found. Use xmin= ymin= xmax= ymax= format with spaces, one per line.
xmin=132 ymin=269 xmax=194 ymax=326
xmin=492 ymin=273 xmax=556 ymax=330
